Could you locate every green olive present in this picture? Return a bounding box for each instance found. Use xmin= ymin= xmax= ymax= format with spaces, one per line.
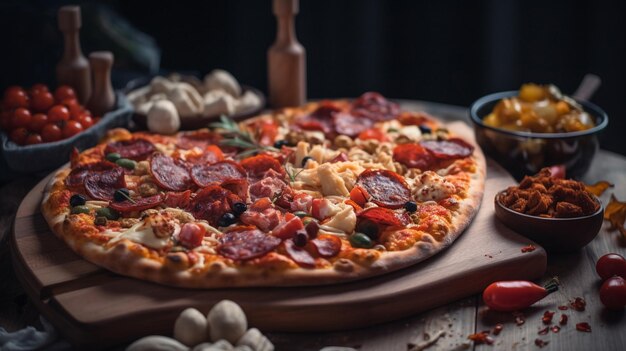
xmin=349 ymin=232 xmax=374 ymax=248
xmin=116 ymin=158 xmax=136 ymax=170
xmin=293 ymin=211 xmax=308 ymax=218
xmin=95 ymin=207 xmax=120 ymax=220
xmin=106 ymin=152 xmax=122 ymax=162
xmin=70 ymin=205 xmax=90 ymax=214
xmin=94 ymin=216 xmax=107 ymax=226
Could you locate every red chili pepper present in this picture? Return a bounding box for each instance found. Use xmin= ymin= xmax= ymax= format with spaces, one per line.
xmin=482 ymin=278 xmax=559 ymax=312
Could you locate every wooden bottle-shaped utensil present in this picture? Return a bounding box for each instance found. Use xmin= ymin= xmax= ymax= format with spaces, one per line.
xmin=267 ymin=0 xmax=306 ymax=108
xmin=87 ymin=51 xmax=115 ymax=116
xmin=56 ymin=6 xmax=91 ymax=104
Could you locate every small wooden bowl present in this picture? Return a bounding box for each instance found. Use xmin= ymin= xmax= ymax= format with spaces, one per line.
xmin=494 ymin=190 xmax=604 ymax=253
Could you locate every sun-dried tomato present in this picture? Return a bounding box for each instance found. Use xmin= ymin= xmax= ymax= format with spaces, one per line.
xmin=559 ymin=314 xmax=568 ymax=325
xmin=576 ymin=322 xmax=591 ymax=332
xmin=542 ymin=310 xmax=555 ymax=324
xmin=570 ymin=297 xmax=586 ymax=311
xmin=521 ymin=244 xmax=536 ymax=253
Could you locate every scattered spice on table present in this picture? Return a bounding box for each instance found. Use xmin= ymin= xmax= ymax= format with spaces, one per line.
xmin=541 ymin=311 xmax=555 ymax=324
xmin=492 ymin=324 xmax=503 ymax=335
xmin=551 ymin=325 xmax=561 ymax=333
xmin=535 ymin=338 xmax=549 ymax=348
xmin=521 ymin=245 xmax=536 ymax=253
xmin=559 ymin=314 xmax=568 ymax=325
xmin=467 ymin=331 xmax=494 ymax=345
xmin=576 ymin=322 xmax=592 ymax=332
xmin=570 ymin=297 xmax=586 ymax=311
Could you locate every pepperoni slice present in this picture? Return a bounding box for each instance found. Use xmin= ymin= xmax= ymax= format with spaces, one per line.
xmin=218 ymin=227 xmax=282 ymax=261
xmin=351 ymin=92 xmax=399 ymax=121
xmin=84 ymin=167 xmax=126 ymax=201
xmin=105 ymin=139 xmax=155 ymax=161
xmin=190 ymin=160 xmax=247 ymax=188
xmin=185 ymin=145 xmax=225 ymax=165
xmin=150 ymin=153 xmax=192 ymax=191
xmin=310 ymin=235 xmax=342 ymax=258
xmin=189 ymin=186 xmax=241 ymax=226
xmin=221 ymin=178 xmax=249 ymax=201
xmin=358 ymin=207 xmax=411 ymax=227
xmin=164 ymin=190 xmax=192 ymax=209
xmin=393 ymin=143 xmax=436 ymax=170
xmin=333 ymin=112 xmax=372 ymax=137
xmin=65 ymin=161 xmax=117 ymax=188
xmin=294 ymin=103 xmax=341 ymax=134
xmin=420 ymin=138 xmax=474 ymax=159
xmin=176 ymin=130 xmax=222 ymax=150
xmin=284 ymin=239 xmax=316 ymax=268
xmin=240 ymin=154 xmax=285 ymax=180
xmin=357 ymin=169 xmax=410 ymax=209
xmin=109 ymin=194 xmax=164 ymax=212
xmin=397 ymin=111 xmax=436 ymax=126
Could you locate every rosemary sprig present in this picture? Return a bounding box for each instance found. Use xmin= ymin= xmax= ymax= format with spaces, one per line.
xmin=285 ymin=163 xmax=305 ymax=183
xmin=209 ymin=115 xmax=278 ymax=158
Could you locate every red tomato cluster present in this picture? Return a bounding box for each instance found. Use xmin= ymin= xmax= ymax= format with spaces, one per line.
xmin=596 ymin=253 xmax=626 ymax=310
xmin=0 ymin=84 xmax=100 ymax=146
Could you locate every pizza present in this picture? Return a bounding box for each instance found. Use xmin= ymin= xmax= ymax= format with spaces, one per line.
xmin=41 ymin=92 xmax=485 ymax=288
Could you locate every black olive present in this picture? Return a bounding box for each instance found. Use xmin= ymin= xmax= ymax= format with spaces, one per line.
xmin=69 ymin=194 xmax=86 ymax=207
xmin=113 ymin=188 xmax=131 ymax=202
xmin=274 ymin=140 xmax=290 ymax=148
xmin=218 ymin=213 xmax=237 ymax=227
xmin=404 ymin=201 xmax=418 ymax=213
xmin=305 ymin=221 xmax=319 ymax=239
xmin=418 ymin=125 xmax=432 ymax=134
xmin=293 ymin=231 xmax=308 ymax=247
xmin=356 ymin=219 xmax=379 ymax=240
xmin=232 ymin=202 xmax=247 ymax=216
xmin=301 ymin=156 xmax=314 ymax=167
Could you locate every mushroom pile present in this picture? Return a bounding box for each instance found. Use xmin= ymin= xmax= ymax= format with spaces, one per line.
xmin=127 ymin=70 xmax=263 ymax=134
xmin=126 ymin=300 xmax=273 ymax=351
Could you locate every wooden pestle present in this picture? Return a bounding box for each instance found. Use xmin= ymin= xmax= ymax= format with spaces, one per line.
xmin=87 ymin=51 xmax=115 ymax=117
xmin=56 ymin=6 xmax=91 ymax=104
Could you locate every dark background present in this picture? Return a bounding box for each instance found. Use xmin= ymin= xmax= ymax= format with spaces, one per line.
xmin=1 ymin=0 xmax=624 ymax=155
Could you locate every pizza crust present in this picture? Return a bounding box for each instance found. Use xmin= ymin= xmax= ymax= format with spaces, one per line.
xmin=41 ymin=108 xmax=486 ymax=289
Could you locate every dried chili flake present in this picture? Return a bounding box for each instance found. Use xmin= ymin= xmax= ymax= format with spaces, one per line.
xmin=557 ymin=305 xmax=568 ymax=310
xmin=551 ymin=325 xmax=561 ymax=333
xmin=534 ymin=339 xmax=549 ymax=348
xmin=513 ymin=312 xmax=525 ymax=326
xmin=492 ymin=324 xmax=503 ymax=335
xmin=521 ymin=244 xmax=536 ymax=253
xmin=570 ymin=297 xmax=586 ymax=311
xmin=559 ymin=314 xmax=568 ymax=325
xmin=538 ymin=326 xmax=549 ymax=335
xmin=468 ymin=331 xmax=494 ymax=345
xmin=576 ymin=322 xmax=592 ymax=332
xmin=542 ymin=310 xmax=555 ymax=324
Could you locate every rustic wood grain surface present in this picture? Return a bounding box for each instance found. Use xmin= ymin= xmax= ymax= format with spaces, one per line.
xmin=1 ymin=100 xmax=625 ymax=351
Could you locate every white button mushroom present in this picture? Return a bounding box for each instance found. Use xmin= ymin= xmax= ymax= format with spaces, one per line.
xmin=204 ymin=69 xmax=241 ymax=97
xmin=147 ymin=100 xmax=181 ymax=134
xmin=168 ymin=86 xmax=203 ymax=118
xmin=150 ymin=76 xmax=175 ymax=94
xmin=234 ymin=91 xmax=262 ymax=113
xmin=202 ymin=92 xmax=236 ymax=117
xmin=207 ymin=300 xmax=247 ymax=344
xmin=174 ymin=308 xmax=209 ymax=347
xmin=125 ymin=335 xmax=188 ymax=351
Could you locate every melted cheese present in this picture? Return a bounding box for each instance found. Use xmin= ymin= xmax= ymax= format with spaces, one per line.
xmin=109 ymin=221 xmax=178 ymax=249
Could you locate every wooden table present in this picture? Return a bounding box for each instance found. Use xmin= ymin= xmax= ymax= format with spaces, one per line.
xmin=1 ymin=100 xmax=625 ymax=351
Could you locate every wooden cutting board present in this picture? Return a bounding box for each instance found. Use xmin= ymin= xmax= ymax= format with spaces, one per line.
xmin=10 ymin=125 xmax=546 ymax=350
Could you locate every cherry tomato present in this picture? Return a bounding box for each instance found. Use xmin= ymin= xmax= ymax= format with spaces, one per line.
xmin=41 ymin=123 xmax=63 ymax=142
xmin=29 ymin=83 xmax=49 ymax=95
xmin=178 ymin=223 xmax=206 ymax=249
xmin=3 ymin=86 xmax=29 ymax=109
xmin=358 ymin=128 xmax=388 ymax=142
xmin=596 ymin=253 xmax=626 ymax=280
xmin=12 ymin=108 xmax=32 ymax=128
xmin=54 ymin=85 xmax=76 ymax=102
xmin=483 ymin=280 xmax=559 ymax=312
xmin=48 ymin=105 xmax=70 ymax=122
xmin=30 ymin=91 xmax=55 ymax=112
xmin=25 ymin=133 xmax=43 ymax=145
xmin=62 ymin=120 xmax=83 ymax=138
xmin=28 ymin=113 xmax=49 ymax=132
xmin=75 ymin=113 xmax=94 ymax=129
xmin=61 ymin=98 xmax=83 ymax=119
xmin=599 ymin=276 xmax=626 ymax=310
xmin=9 ymin=127 xmax=29 ymax=145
